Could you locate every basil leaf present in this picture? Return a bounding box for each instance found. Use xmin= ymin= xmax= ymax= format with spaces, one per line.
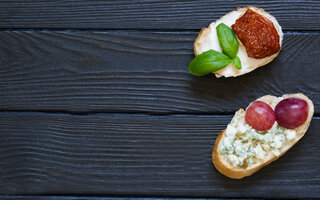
xmin=231 ymin=56 xmax=242 ymax=69
xmin=216 ymin=23 xmax=239 ymax=59
xmin=188 ymin=50 xmax=231 ymax=76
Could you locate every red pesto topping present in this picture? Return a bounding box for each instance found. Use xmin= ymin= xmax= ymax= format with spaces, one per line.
xmin=231 ymin=9 xmax=280 ymax=59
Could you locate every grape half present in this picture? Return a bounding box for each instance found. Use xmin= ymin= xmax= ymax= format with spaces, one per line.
xmin=275 ymin=98 xmax=308 ymax=129
xmin=245 ymin=101 xmax=275 ymax=131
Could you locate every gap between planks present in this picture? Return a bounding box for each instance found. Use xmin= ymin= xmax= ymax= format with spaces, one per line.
xmin=0 ymin=28 xmax=319 ymax=34
xmin=0 ymin=110 xmax=319 ymax=118
xmin=0 ymin=195 xmax=250 ymax=200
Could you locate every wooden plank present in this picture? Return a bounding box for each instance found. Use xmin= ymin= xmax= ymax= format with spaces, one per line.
xmin=0 ymin=31 xmax=319 ymax=114
xmin=0 ymin=196 xmax=247 ymax=200
xmin=0 ymin=0 xmax=319 ymax=30
xmin=0 ymin=113 xmax=319 ymax=198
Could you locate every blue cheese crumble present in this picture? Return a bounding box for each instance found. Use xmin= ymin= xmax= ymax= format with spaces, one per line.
xmin=220 ymin=111 xmax=297 ymax=167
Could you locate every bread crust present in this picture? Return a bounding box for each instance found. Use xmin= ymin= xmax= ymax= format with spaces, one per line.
xmin=194 ymin=6 xmax=283 ymax=78
xmin=212 ymin=93 xmax=314 ymax=179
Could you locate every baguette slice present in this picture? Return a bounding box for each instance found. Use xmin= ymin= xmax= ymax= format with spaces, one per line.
xmin=212 ymin=93 xmax=314 ymax=179
xmin=194 ymin=6 xmax=283 ymax=78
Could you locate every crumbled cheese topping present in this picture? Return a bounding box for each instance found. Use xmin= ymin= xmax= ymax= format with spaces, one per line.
xmin=219 ymin=111 xmax=297 ymax=167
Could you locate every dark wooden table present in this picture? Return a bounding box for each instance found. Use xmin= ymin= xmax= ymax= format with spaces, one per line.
xmin=0 ymin=1 xmax=319 ymax=199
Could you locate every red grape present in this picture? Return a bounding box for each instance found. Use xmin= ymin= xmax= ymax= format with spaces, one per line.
xmin=275 ymin=98 xmax=308 ymax=129
xmin=245 ymin=101 xmax=275 ymax=131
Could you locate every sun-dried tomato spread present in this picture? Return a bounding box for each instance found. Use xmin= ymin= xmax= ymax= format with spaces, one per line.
xmin=231 ymin=9 xmax=280 ymax=59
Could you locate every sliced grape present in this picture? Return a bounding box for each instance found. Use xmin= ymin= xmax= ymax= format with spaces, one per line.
xmin=245 ymin=101 xmax=275 ymax=131
xmin=275 ymin=98 xmax=308 ymax=129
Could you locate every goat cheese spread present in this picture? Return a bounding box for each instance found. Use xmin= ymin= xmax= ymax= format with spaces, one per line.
xmin=219 ymin=111 xmax=297 ymax=167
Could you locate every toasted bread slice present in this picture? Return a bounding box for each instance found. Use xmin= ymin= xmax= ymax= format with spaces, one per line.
xmin=194 ymin=6 xmax=283 ymax=78
xmin=212 ymin=93 xmax=314 ymax=179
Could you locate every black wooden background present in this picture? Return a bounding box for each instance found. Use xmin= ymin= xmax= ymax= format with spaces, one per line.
xmin=0 ymin=1 xmax=319 ymax=199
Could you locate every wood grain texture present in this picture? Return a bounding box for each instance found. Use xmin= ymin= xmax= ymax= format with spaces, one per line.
xmin=0 ymin=113 xmax=319 ymax=198
xmin=0 ymin=0 xmax=319 ymax=30
xmin=0 ymin=196 xmax=248 ymax=200
xmin=0 ymin=31 xmax=319 ymax=114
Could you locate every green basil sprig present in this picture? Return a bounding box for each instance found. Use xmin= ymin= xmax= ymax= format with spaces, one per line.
xmin=188 ymin=50 xmax=231 ymax=76
xmin=188 ymin=23 xmax=242 ymax=76
xmin=216 ymin=23 xmax=239 ymax=59
xmin=231 ymin=56 xmax=241 ymax=69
